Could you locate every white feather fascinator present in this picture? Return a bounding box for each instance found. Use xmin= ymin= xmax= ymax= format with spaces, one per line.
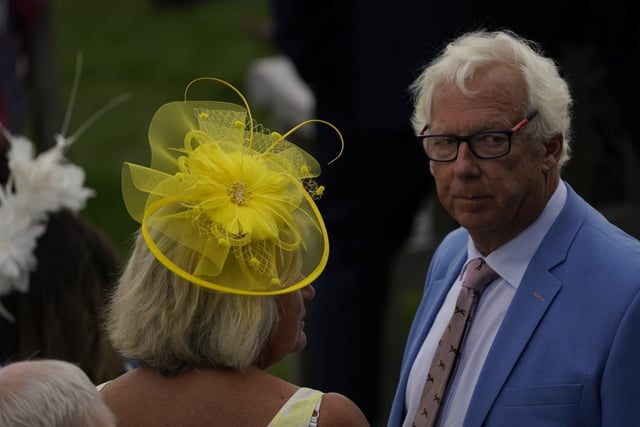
xmin=0 ymin=56 xmax=128 ymax=322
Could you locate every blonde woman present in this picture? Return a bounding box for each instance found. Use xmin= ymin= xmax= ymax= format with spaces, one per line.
xmin=99 ymin=78 xmax=369 ymax=427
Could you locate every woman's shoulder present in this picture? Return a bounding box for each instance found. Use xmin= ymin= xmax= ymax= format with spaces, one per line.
xmin=317 ymin=392 xmax=370 ymax=427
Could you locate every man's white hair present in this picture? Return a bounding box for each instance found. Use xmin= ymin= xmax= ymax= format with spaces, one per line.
xmin=0 ymin=359 xmax=116 ymax=427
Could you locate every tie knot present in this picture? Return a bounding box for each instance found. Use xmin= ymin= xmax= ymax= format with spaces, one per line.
xmin=462 ymin=258 xmax=497 ymax=294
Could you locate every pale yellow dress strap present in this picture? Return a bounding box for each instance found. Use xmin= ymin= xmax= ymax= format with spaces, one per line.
xmin=96 ymin=380 xmax=112 ymax=392
xmin=267 ymin=387 xmax=323 ymax=427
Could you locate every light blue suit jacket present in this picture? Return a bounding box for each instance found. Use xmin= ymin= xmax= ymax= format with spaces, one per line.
xmin=388 ymin=184 xmax=640 ymax=426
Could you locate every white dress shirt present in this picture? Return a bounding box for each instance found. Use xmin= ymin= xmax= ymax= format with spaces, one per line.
xmin=403 ymin=182 xmax=566 ymax=427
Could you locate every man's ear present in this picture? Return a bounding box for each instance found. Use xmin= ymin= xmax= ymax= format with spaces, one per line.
xmin=542 ymin=133 xmax=563 ymax=172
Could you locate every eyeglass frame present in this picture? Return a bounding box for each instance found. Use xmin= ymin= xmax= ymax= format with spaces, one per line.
xmin=416 ymin=110 xmax=539 ymax=162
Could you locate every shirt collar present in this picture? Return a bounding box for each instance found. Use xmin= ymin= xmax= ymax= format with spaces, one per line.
xmin=467 ymin=181 xmax=567 ymax=289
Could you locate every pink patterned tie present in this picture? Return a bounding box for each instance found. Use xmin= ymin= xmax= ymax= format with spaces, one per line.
xmin=412 ymin=258 xmax=498 ymax=427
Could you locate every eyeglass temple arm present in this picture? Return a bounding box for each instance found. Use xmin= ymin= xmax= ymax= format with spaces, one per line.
xmin=511 ymin=110 xmax=539 ymax=131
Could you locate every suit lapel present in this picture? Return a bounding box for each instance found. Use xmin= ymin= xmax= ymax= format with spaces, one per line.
xmin=463 ymin=268 xmax=561 ymax=425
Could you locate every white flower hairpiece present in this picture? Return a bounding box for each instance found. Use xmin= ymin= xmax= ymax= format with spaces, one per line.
xmin=0 ymin=132 xmax=95 ymax=322
xmin=0 ymin=54 xmax=129 ymax=322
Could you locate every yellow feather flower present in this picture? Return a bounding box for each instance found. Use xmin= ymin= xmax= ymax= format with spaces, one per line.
xmin=177 ymin=138 xmax=302 ymax=243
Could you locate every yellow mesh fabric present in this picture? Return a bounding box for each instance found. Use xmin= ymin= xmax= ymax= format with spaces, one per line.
xmin=122 ymin=88 xmax=334 ymax=295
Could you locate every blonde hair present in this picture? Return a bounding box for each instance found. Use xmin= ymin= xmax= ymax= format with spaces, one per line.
xmin=106 ymin=230 xmax=289 ymax=374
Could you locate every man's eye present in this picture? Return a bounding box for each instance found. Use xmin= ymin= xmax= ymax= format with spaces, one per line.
xmin=433 ymin=138 xmax=457 ymax=146
xmin=475 ymin=133 xmax=508 ymax=145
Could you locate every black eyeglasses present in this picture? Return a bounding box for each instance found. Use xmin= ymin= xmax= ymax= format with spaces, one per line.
xmin=417 ymin=110 xmax=538 ymax=162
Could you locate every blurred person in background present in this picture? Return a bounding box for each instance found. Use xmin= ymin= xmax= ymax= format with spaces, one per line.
xmin=0 ymin=208 xmax=126 ymax=384
xmin=0 ymin=0 xmax=62 ymax=154
xmin=0 ymin=73 xmax=126 ymax=383
xmin=0 ymin=359 xmax=117 ymax=427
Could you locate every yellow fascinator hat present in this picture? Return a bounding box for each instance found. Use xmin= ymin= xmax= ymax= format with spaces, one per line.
xmin=122 ymin=78 xmax=342 ymax=295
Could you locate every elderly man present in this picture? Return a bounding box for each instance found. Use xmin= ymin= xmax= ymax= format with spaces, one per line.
xmin=389 ymin=30 xmax=640 ymax=427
